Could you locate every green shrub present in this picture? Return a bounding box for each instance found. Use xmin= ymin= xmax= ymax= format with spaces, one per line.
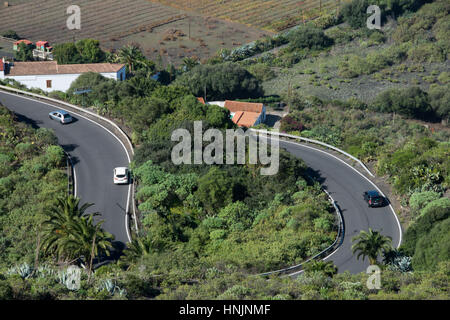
xmin=412 ymin=217 xmax=450 ymax=271
xmin=437 ymin=72 xmax=450 ymax=84
xmin=341 ymin=0 xmax=371 ymax=29
xmin=0 ymin=153 xmax=12 ymax=177
xmin=407 ymin=43 xmax=446 ymax=63
xmin=175 ymin=62 xmax=263 ymax=100
xmin=428 ymin=84 xmax=450 ymax=121
xmin=420 ymin=197 xmax=450 ymax=217
xmin=402 ymin=201 xmax=450 ymax=255
xmin=44 ymin=146 xmax=65 ymax=167
xmin=14 ymin=143 xmax=34 ymax=159
xmin=371 ymin=86 xmax=434 ymax=120
xmin=247 ymin=63 xmax=276 ymax=82
xmin=368 ymin=30 xmax=386 ymax=44
xmin=409 ymin=191 xmax=441 ymax=212
xmin=288 ymin=25 xmax=333 ymax=51
xmin=325 ymin=26 xmax=354 ymax=44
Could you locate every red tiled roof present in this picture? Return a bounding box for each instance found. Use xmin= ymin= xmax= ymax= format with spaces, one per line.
xmin=232 ymin=111 xmax=260 ymax=128
xmin=14 ymin=39 xmax=32 ymax=45
xmin=225 ymin=100 xmax=263 ymax=113
xmin=197 ymin=97 xmax=205 ymax=104
xmin=7 ymin=61 xmax=125 ymax=76
xmin=36 ymin=41 xmax=49 ymax=47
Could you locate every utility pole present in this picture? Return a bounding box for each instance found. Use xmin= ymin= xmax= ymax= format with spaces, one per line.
xmin=188 ymin=0 xmax=192 ymax=39
xmin=203 ymin=83 xmax=207 ymax=102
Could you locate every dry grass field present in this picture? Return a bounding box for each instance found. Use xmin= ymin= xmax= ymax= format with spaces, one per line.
xmin=151 ymin=0 xmax=342 ymax=31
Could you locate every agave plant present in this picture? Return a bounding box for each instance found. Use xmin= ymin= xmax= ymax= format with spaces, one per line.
xmin=7 ymin=263 xmax=34 ymax=279
xmin=57 ymin=266 xmax=81 ymax=291
xmin=97 ymin=279 xmax=127 ymax=297
xmin=98 ymin=279 xmax=117 ymax=295
xmin=116 ymin=287 xmax=127 ymax=298
xmin=36 ymin=264 xmax=56 ymax=278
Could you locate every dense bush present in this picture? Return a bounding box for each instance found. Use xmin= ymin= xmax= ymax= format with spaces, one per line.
xmin=175 ymin=62 xmax=264 ymax=101
xmin=371 ymin=87 xmax=434 ymax=120
xmin=409 ymin=191 xmax=441 ymax=212
xmin=247 ymin=63 xmax=276 ymax=82
xmin=402 ymin=199 xmax=450 ymax=255
xmin=0 ymin=105 xmax=66 ymax=268
xmin=1 ymin=30 xmax=20 ymax=40
xmin=280 ymin=113 xmax=305 ymax=133
xmin=342 ymin=0 xmax=431 ymax=29
xmin=287 ymin=25 xmax=333 ymax=51
xmin=428 ymin=84 xmax=450 ymax=122
xmin=412 ymin=218 xmax=450 ymax=271
xmin=341 ymin=0 xmax=371 ymax=29
xmin=53 ymin=39 xmax=106 ymax=64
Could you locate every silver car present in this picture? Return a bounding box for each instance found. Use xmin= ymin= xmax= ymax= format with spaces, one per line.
xmin=49 ymin=110 xmax=73 ymax=124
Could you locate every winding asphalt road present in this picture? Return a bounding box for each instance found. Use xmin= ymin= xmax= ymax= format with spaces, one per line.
xmin=0 ymin=91 xmax=131 ymax=245
xmin=0 ymin=90 xmax=402 ymax=273
xmin=279 ymin=140 xmax=402 ymax=274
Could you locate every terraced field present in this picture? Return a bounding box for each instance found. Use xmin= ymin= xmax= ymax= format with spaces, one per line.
xmin=0 ymin=0 xmax=184 ymax=44
xmin=151 ymin=0 xmax=342 ymax=31
xmin=0 ymin=0 xmax=269 ymax=65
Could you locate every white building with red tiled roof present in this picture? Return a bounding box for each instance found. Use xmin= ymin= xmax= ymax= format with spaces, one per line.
xmin=205 ymin=100 xmax=266 ymax=128
xmin=0 ymin=59 xmax=126 ymax=92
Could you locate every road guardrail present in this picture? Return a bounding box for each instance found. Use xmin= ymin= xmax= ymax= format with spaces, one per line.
xmin=250 ymin=129 xmax=375 ymax=177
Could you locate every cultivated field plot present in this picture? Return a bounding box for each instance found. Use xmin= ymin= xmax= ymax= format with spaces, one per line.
xmin=151 ymin=0 xmax=341 ymax=31
xmin=0 ymin=0 xmax=184 ymax=44
xmin=0 ymin=0 xmax=269 ymax=65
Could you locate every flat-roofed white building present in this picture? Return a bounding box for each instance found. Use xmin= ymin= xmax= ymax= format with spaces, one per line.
xmin=0 ymin=59 xmax=126 ymax=92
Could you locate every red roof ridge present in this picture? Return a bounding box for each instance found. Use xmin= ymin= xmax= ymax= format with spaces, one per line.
xmin=7 ymin=61 xmax=125 ymax=76
xmin=224 ymin=100 xmax=264 ymax=113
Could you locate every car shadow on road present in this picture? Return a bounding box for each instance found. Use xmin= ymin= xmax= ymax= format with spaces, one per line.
xmin=305 ymin=167 xmax=326 ymax=185
xmin=61 ymin=144 xmax=80 ymax=165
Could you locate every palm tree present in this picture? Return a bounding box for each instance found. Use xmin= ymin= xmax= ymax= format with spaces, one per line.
xmin=119 ymin=45 xmax=144 ymax=73
xmin=351 ymin=229 xmax=393 ymax=265
xmin=182 ymin=56 xmax=199 ymax=72
xmin=41 ymin=196 xmax=113 ymax=270
xmin=41 ymin=196 xmax=96 ymax=259
xmin=105 ymin=50 xmax=120 ymax=63
xmin=304 ymin=260 xmax=338 ymax=277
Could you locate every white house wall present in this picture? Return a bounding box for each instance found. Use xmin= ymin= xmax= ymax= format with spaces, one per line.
xmin=4 ymin=68 xmax=125 ymax=93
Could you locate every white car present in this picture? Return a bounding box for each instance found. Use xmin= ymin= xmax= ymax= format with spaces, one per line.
xmin=113 ymin=167 xmax=129 ymax=185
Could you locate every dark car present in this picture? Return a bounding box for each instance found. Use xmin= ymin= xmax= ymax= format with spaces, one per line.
xmin=363 ymin=190 xmax=384 ymax=207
